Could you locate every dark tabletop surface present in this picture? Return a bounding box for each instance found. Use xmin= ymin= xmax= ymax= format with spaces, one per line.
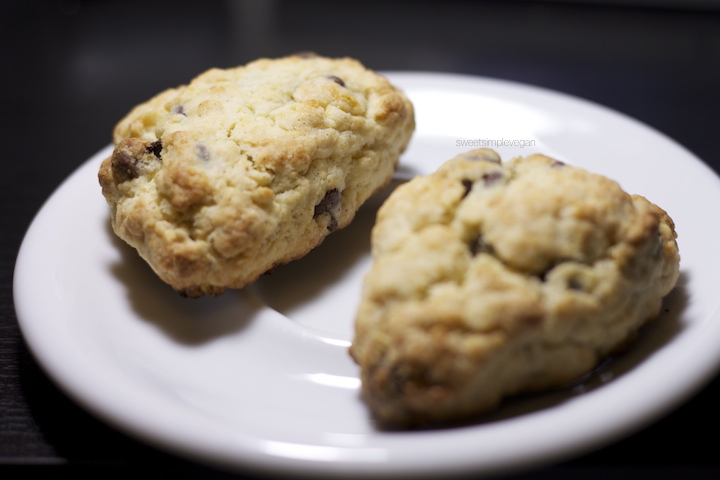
xmin=2 ymin=0 xmax=720 ymax=478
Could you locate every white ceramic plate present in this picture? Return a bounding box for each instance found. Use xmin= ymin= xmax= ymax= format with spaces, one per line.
xmin=14 ymin=73 xmax=720 ymax=478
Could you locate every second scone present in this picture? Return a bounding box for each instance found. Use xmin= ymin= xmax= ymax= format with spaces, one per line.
xmin=99 ymin=54 xmax=414 ymax=297
xmin=350 ymin=149 xmax=680 ymax=427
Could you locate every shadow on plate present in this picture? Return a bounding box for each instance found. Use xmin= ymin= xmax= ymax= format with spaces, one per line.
xmin=106 ymin=220 xmax=262 ymax=346
xmin=251 ymin=179 xmax=403 ymax=318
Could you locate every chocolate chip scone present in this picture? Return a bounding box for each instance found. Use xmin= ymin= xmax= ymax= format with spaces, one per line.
xmin=99 ymin=54 xmax=414 ymax=297
xmin=350 ymin=149 xmax=680 ymax=427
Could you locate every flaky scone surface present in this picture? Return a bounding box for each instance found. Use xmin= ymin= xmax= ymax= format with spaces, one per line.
xmin=350 ymin=149 xmax=680 ymax=427
xmin=99 ymin=54 xmax=414 ymax=297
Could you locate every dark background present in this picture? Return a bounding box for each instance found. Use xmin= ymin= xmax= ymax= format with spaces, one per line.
xmin=2 ymin=0 xmax=719 ymax=478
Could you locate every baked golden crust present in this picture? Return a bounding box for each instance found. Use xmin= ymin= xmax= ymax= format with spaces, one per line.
xmin=99 ymin=54 xmax=415 ymax=297
xmin=350 ymin=149 xmax=680 ymax=427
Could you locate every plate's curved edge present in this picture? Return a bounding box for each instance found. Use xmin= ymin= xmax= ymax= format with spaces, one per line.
xmin=12 ymin=73 xmax=720 ymax=479
xmin=11 ymin=145 xmax=118 ymax=418
xmin=14 ymin=144 xmax=112 ymax=313
xmin=384 ymin=70 xmax=714 ymax=176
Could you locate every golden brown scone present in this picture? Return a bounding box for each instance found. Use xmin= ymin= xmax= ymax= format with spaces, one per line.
xmin=99 ymin=54 xmax=414 ymax=297
xmin=350 ymin=149 xmax=680 ymax=427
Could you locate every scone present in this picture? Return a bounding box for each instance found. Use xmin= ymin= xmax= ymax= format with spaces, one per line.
xmin=99 ymin=54 xmax=414 ymax=297
xmin=350 ymin=149 xmax=680 ymax=427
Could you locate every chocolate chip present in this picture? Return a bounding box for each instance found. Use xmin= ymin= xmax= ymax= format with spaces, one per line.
xmin=461 ymin=179 xmax=473 ymax=198
xmin=481 ymin=171 xmax=503 ymax=186
xmin=314 ymin=188 xmax=341 ymax=232
xmin=171 ymin=104 xmax=186 ymax=116
xmin=551 ymin=160 xmax=565 ymax=168
xmin=146 ymin=140 xmax=162 ymax=158
xmin=314 ymin=188 xmax=340 ymax=215
xmin=327 ymin=75 xmax=345 ymax=87
xmin=196 ymin=143 xmax=211 ymax=162
xmin=462 ymin=171 xmax=502 ymax=199
xmin=111 ymin=150 xmax=139 ymax=182
xmin=110 ymin=138 xmax=159 ymax=183
xmin=470 ymin=235 xmax=493 ymax=256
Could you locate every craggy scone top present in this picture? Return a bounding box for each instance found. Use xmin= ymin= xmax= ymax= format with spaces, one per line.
xmin=99 ymin=54 xmax=414 ymax=297
xmin=350 ymin=149 xmax=680 ymax=426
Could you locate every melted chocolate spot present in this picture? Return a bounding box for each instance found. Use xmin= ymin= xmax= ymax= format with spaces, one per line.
xmin=461 ymin=179 xmax=473 ymax=198
xmin=196 ymin=144 xmax=211 ymax=162
xmin=146 ymin=140 xmax=162 ymax=158
xmin=327 ymin=75 xmax=345 ymax=87
xmin=314 ymin=188 xmax=340 ymax=215
xmin=481 ymin=171 xmax=503 ymax=186
xmin=314 ymin=188 xmax=341 ymax=232
xmin=171 ymin=104 xmax=186 ymax=116
xmin=470 ymin=235 xmax=493 ymax=256
xmin=112 ymin=150 xmax=138 ymax=181
xmin=110 ymin=139 xmax=158 ymax=183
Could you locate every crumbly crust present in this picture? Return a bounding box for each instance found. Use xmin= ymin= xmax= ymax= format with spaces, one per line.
xmin=99 ymin=54 xmax=414 ymax=297
xmin=350 ymin=149 xmax=680 ymax=427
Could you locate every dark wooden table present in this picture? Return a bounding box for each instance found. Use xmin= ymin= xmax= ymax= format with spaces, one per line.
xmin=2 ymin=1 xmax=719 ymax=478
